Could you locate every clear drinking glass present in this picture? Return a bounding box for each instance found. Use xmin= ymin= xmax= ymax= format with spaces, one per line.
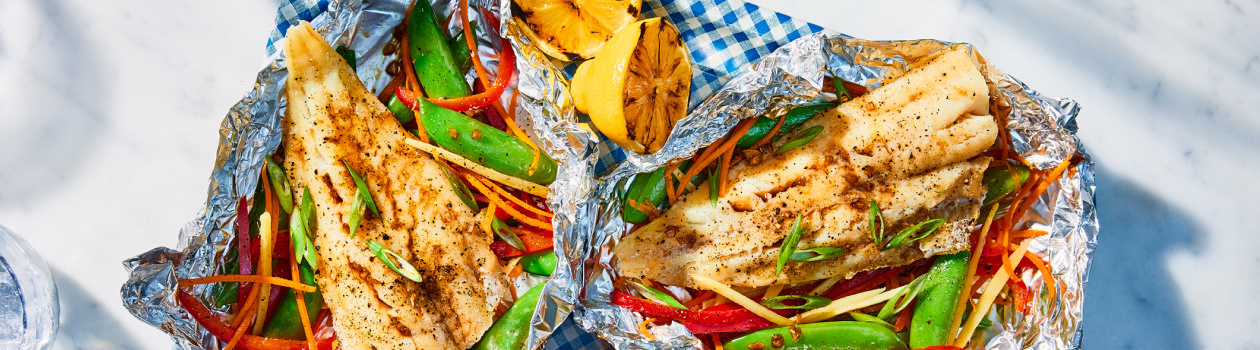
xmin=0 ymin=225 xmax=58 ymax=349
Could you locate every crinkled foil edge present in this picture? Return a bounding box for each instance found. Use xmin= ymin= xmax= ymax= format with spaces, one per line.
xmin=504 ymin=31 xmax=1098 ymax=349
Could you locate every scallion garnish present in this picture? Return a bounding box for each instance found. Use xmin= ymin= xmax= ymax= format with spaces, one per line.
xmin=788 ymin=246 xmax=845 ymax=262
xmin=265 ymin=157 xmax=293 ymax=214
xmin=344 ymin=161 xmax=380 ymax=238
xmin=708 ymin=168 xmax=719 ymax=206
xmin=833 ymin=76 xmax=851 ymax=103
xmin=759 ymin=295 xmax=830 ymax=310
xmin=289 ymin=187 xmax=319 ymax=270
xmin=882 ymin=218 xmax=945 ymax=250
xmin=367 ymin=240 xmax=422 ymax=283
xmin=441 ymin=165 xmax=478 ymax=212
xmin=491 ymin=217 xmax=525 ymax=252
xmin=776 ymin=125 xmax=823 ymax=154
xmin=774 ymin=214 xmax=807 ymax=277
xmin=630 ymin=281 xmax=687 ymax=310
xmin=876 ymin=274 xmax=927 ymax=319
xmin=869 ymin=200 xmax=945 ymax=251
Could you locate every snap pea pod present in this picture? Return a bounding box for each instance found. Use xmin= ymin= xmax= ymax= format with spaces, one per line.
xmin=261 ymin=261 xmax=323 ymax=339
xmin=407 ymin=0 xmax=472 ymax=98
xmin=472 ymin=283 xmax=546 ymax=350
xmin=909 ymin=252 xmax=970 ymax=348
xmin=981 ymin=161 xmax=1031 ymax=209
xmin=388 ymin=95 xmax=415 ymax=124
xmin=448 ymin=22 xmax=474 ymax=73
xmin=415 ymin=98 xmax=557 ymax=184
xmin=621 ymin=160 xmax=704 ymax=224
xmin=519 ymin=250 xmax=556 ymax=276
xmin=735 ymin=102 xmax=837 ymax=148
xmin=723 ymin=321 xmax=909 ymax=350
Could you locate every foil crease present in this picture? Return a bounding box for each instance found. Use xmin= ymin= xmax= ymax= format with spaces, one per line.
xmin=508 ymin=31 xmax=1098 ymax=349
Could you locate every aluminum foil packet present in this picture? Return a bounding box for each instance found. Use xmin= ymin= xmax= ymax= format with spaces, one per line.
xmin=121 ymin=0 xmax=577 ymax=349
xmin=498 ymin=0 xmax=1099 ymax=349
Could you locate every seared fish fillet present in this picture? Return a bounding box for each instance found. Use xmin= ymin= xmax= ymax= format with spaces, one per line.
xmin=615 ymin=48 xmax=998 ymax=288
xmin=282 ymin=23 xmax=510 ymax=349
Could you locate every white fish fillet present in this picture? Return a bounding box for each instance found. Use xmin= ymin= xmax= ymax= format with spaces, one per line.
xmin=282 ymin=22 xmax=509 ymax=349
xmin=615 ymin=47 xmax=998 ymax=288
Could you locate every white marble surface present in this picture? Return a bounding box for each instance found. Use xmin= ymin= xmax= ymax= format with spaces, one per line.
xmin=0 ymin=0 xmax=1256 ymax=349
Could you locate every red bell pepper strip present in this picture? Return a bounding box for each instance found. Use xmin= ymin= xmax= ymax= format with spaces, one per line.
xmin=683 ymin=317 xmax=777 ymax=334
xmin=490 ymin=234 xmax=551 ymax=259
xmin=177 ymin=290 xmax=335 ymax=350
xmin=236 ymin=198 xmax=254 ymax=299
xmin=394 ymin=39 xmax=515 ymax=113
xmin=610 ymin=290 xmax=791 ymax=325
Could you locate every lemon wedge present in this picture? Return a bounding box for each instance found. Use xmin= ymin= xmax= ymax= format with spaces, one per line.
xmin=571 ymin=17 xmax=691 ymax=154
xmin=512 ymin=0 xmax=642 ymax=61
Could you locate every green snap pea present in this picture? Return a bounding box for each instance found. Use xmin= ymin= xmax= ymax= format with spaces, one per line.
xmin=262 ymin=261 xmax=323 ymax=339
xmin=981 ymin=161 xmax=1031 ymax=209
xmin=622 ymin=167 xmax=668 ymax=224
xmin=266 ymin=156 xmax=294 ymax=214
xmin=909 ymin=251 xmax=970 ymax=348
xmin=407 ymin=0 xmax=472 ymax=98
xmin=735 ymin=102 xmax=837 ymax=148
xmin=448 ymin=22 xmax=475 ymax=73
xmin=415 ymin=98 xmax=558 ymax=184
xmin=723 ymin=321 xmax=909 ymax=350
xmin=519 ymin=250 xmax=557 ymax=276
xmin=388 ymin=95 xmax=415 ymax=124
xmin=472 ymin=283 xmax=546 ymax=350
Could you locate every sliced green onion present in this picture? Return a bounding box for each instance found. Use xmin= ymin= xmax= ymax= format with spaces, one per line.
xmin=708 ymin=168 xmax=719 ymax=207
xmin=630 ymin=281 xmax=687 ymax=310
xmin=289 ymin=187 xmax=318 ymax=270
xmin=367 ymin=240 xmax=422 ymax=283
xmin=788 ymin=247 xmax=846 ymax=262
xmin=876 ymin=274 xmax=927 ymax=319
xmin=776 ymin=125 xmax=823 ymax=154
xmin=344 ymin=161 xmax=380 ymax=217
xmin=440 ymin=165 xmax=478 ymax=212
xmin=265 ymin=157 xmax=293 ymax=214
xmin=348 ymin=193 xmax=367 ymax=238
xmin=774 ymin=214 xmax=807 ymax=277
xmin=491 ymin=217 xmax=525 ymax=252
xmin=882 ymin=218 xmax=946 ymax=250
xmin=869 ymin=200 xmax=884 ymax=247
xmin=849 ymin=312 xmax=894 ymax=330
xmin=833 ymin=76 xmax=851 ymax=103
xmin=759 ymin=295 xmax=830 ymax=310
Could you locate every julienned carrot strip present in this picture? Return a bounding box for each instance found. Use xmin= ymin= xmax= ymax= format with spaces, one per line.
xmin=684 ymin=290 xmax=716 ymax=309
xmin=289 ymin=246 xmax=316 ymax=350
xmin=664 ymin=161 xmax=682 ymax=204
xmin=950 ymin=205 xmax=998 ymax=343
xmin=502 ymin=90 xmax=543 ymax=176
xmin=400 ymin=29 xmax=421 ymax=96
xmin=178 ymin=275 xmax=316 ymax=293
xmin=466 ymin=174 xmax=554 ymax=230
xmin=675 ymin=118 xmax=757 ymax=199
xmin=223 ymin=283 xmax=262 ymax=350
xmin=1011 ymin=229 xmax=1049 ymax=238
xmin=1024 ymin=250 xmax=1058 ymax=303
xmin=482 ymin=203 xmax=497 ymax=238
xmin=1009 ymin=160 xmax=1072 ymax=226
xmin=748 ymin=115 xmax=787 ymax=150
xmin=481 ymin=173 xmax=552 ymax=218
xmin=460 ymin=0 xmax=491 ymax=87
xmin=639 ymin=318 xmax=657 ymax=340
xmin=711 ymin=333 xmax=724 ymax=350
xmin=953 ymin=240 xmax=1032 ymax=347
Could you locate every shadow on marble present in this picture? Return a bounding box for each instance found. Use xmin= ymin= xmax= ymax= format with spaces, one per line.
xmin=50 ymin=267 xmax=141 ymax=350
xmin=972 ymin=0 xmax=1260 ymax=151
xmin=0 ymin=0 xmax=107 ymax=210
xmin=1082 ymin=166 xmax=1201 ymax=349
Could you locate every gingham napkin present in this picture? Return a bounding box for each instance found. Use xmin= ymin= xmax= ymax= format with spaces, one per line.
xmin=266 ymin=0 xmax=826 ymax=348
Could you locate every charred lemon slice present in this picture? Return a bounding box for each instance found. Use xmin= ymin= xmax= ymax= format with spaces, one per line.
xmin=511 ymin=0 xmax=642 ymax=61
xmin=571 ymin=17 xmax=691 ymax=154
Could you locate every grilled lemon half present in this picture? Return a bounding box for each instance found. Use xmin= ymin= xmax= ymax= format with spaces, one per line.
xmin=571 ymin=17 xmax=691 ymax=154
xmin=511 ymin=0 xmax=642 ymax=61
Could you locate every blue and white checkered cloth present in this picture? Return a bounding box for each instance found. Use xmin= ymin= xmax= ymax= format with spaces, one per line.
xmin=267 ymin=0 xmax=824 ymax=347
